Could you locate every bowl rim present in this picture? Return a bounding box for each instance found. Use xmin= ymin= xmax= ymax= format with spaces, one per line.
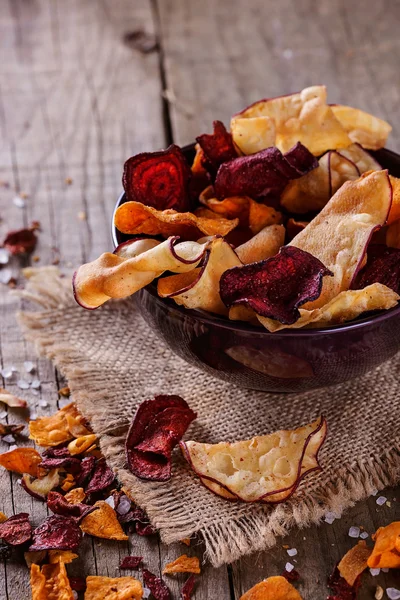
xmin=111 ymin=145 xmax=400 ymax=337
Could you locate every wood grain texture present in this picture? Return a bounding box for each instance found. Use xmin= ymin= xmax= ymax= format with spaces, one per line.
xmin=1 ymin=0 xmax=400 ymax=599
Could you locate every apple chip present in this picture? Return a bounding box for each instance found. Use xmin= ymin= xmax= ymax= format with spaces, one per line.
xmin=388 ymin=175 xmax=400 ymax=225
xmin=338 ymin=541 xmax=372 ymax=586
xmin=29 ymin=403 xmax=78 ymax=447
xmin=0 ymin=447 xmax=42 ymax=477
xmin=180 ymin=416 xmax=326 ymax=502
xmin=240 ymin=576 xmax=303 ymax=600
xmin=235 ymin=225 xmax=285 ymax=264
xmin=30 ymin=561 xmax=75 ymax=600
xmin=0 ymin=388 xmax=28 ymax=408
xmin=158 ymin=236 xmax=242 ymax=315
xmin=331 ymin=105 xmax=392 ymax=149
xmin=85 ymin=576 xmax=143 ymax=600
xmin=200 ymin=195 xmax=282 ymax=234
xmin=114 ymin=200 xmax=238 ymax=240
xmin=290 ymin=170 xmax=392 ymax=308
xmin=22 ymin=469 xmax=63 ymax=500
xmin=368 ymin=522 xmax=400 ymax=569
xmin=80 ymin=501 xmax=128 ymax=541
xmin=231 ymin=116 xmax=276 ymax=155
xmin=163 ymin=554 xmax=201 ymax=575
xmin=338 ymin=143 xmax=382 ymax=173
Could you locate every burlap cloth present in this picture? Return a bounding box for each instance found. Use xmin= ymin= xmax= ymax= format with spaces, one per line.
xmin=16 ymin=268 xmax=400 ymax=567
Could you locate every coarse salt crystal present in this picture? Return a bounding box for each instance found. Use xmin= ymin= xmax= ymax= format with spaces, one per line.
xmin=376 ymin=496 xmax=387 ymax=506
xmin=0 ymin=269 xmax=13 ymax=285
xmin=143 ymin=588 xmax=151 ymax=599
xmin=387 ymin=588 xmax=400 ymax=600
xmin=370 ymin=568 xmax=380 ymax=576
xmin=116 ymin=496 xmax=131 ymax=515
xmin=283 ymin=48 xmax=293 ymax=59
xmin=13 ymin=195 xmax=25 ymax=208
xmin=0 ymin=411 xmax=7 ymax=419
xmin=360 ymin=531 xmax=369 ymax=539
xmin=9 ymin=444 xmax=17 ymax=451
xmin=371 ymin=488 xmax=378 ymax=496
xmin=72 ymin=592 xmax=78 ymax=600
xmin=348 ymin=526 xmax=360 ymax=538
xmin=31 ymin=389 xmax=39 ymax=396
xmin=39 ymin=400 xmax=48 ymax=408
xmin=31 ymin=380 xmax=41 ymax=389
xmin=285 ymin=562 xmax=294 ymax=573
xmin=324 ymin=511 xmax=336 ymax=524
xmin=1 ymin=368 xmax=13 ymax=379
xmin=24 ymin=361 xmax=35 ymax=373
xmin=287 ymin=548 xmax=297 ymax=557
xmin=30 ymin=412 xmax=37 ymax=420
xmin=2 ymin=435 xmax=15 ymax=444
xmin=105 ymin=496 xmax=115 ymax=509
xmin=16 ymin=478 xmax=21 ymax=485
xmin=0 ymin=249 xmax=9 ymax=265
xmin=382 ymin=568 xmax=389 ymax=573
xmin=17 ymin=379 xmax=30 ymax=390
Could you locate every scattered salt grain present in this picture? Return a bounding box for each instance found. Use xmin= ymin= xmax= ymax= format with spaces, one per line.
xmin=31 ymin=390 xmax=39 ymax=396
xmin=17 ymin=379 xmax=30 ymax=390
xmin=31 ymin=380 xmax=41 ymax=389
xmin=13 ymin=195 xmax=25 ymax=208
xmin=0 ymin=411 xmax=7 ymax=419
xmin=9 ymin=445 xmax=17 ymax=451
xmin=371 ymin=488 xmax=378 ymax=496
xmin=348 ymin=526 xmax=360 ymax=538
xmin=16 ymin=478 xmax=21 ymax=485
xmin=376 ymin=496 xmax=387 ymax=506
xmin=324 ymin=511 xmax=336 ymax=524
xmin=72 ymin=592 xmax=78 ymax=600
xmin=387 ymin=588 xmax=400 ymax=600
xmin=360 ymin=531 xmax=369 ymax=539
xmin=30 ymin=412 xmax=37 ymax=420
xmin=1 ymin=368 xmax=13 ymax=379
xmin=143 ymin=588 xmax=151 ymax=599
xmin=382 ymin=568 xmax=389 ymax=573
xmin=105 ymin=496 xmax=115 ymax=509
xmin=287 ymin=548 xmax=297 ymax=557
xmin=0 ymin=269 xmax=13 ymax=285
xmin=116 ymin=495 xmax=131 ymax=515
xmin=283 ymin=48 xmax=293 ymax=59
xmin=2 ymin=435 xmax=15 ymax=444
xmin=39 ymin=400 xmax=48 ymax=408
xmin=285 ymin=562 xmax=295 ymax=573
xmin=0 ymin=249 xmax=9 ymax=265
xmin=24 ymin=361 xmax=35 ymax=373
xmin=370 ymin=568 xmax=380 ymax=576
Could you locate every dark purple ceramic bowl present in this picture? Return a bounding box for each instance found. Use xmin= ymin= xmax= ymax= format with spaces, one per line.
xmin=112 ymin=145 xmax=400 ymax=393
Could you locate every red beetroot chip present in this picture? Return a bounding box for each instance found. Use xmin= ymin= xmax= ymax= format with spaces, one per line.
xmin=119 ymin=556 xmax=143 ymax=570
xmin=135 ymin=407 xmax=197 ymax=458
xmin=353 ymin=244 xmax=400 ymax=294
xmin=29 ymin=515 xmax=82 ymax=551
xmin=85 ymin=458 xmax=115 ymax=493
xmin=327 ymin=566 xmax=360 ymax=600
xmin=122 ymin=144 xmax=192 ymax=212
xmin=42 ymin=446 xmax=71 ymax=458
xmin=0 ymin=513 xmax=32 ymax=546
xmin=47 ymin=491 xmax=97 ymax=521
xmin=3 ymin=228 xmax=37 ymax=255
xmin=69 ymin=577 xmax=86 ymax=592
xmin=75 ymin=455 xmax=96 ymax=486
xmin=142 ymin=569 xmax=171 ymax=600
xmin=181 ymin=574 xmax=196 ymax=600
xmin=281 ymin=568 xmax=301 ymax=583
xmin=220 ymin=246 xmax=332 ymax=324
xmin=196 ymin=121 xmax=238 ymax=176
xmin=39 ymin=456 xmax=81 ymax=473
xmin=214 ymin=142 xmax=318 ymax=200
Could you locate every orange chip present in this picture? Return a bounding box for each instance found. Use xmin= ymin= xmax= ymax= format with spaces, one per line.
xmin=114 ymin=201 xmax=238 ymax=240
xmin=64 ymin=487 xmax=86 ymax=504
xmin=338 ymin=540 xmax=372 ymax=586
xmin=163 ymin=554 xmax=201 ymax=575
xmin=80 ymin=501 xmax=128 ymax=541
xmin=200 ymin=195 xmax=282 ymax=234
xmin=66 ymin=411 xmax=92 ymax=438
xmin=387 ymin=176 xmax=400 ymax=225
xmin=67 ymin=434 xmax=97 ymax=455
xmin=236 ymin=225 xmax=285 ymax=264
xmin=0 ymin=447 xmax=42 ymax=477
xmin=85 ymin=576 xmax=143 ymax=600
xmin=368 ymin=522 xmax=400 ymax=569
xmin=240 ymin=576 xmax=303 ymax=600
xmin=48 ymin=550 xmax=78 ymax=564
xmin=181 ymin=538 xmax=191 ymax=547
xmin=29 ymin=402 xmax=78 ymax=447
xmin=30 ymin=561 xmax=74 ymax=600
xmin=0 ymin=511 xmax=7 ymax=523
xmin=61 ymin=473 xmax=75 ymax=492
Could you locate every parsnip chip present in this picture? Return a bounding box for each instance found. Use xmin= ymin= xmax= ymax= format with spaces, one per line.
xmin=240 ymin=575 xmax=303 ymax=600
xmin=180 ymin=416 xmax=326 ymax=502
xmin=290 ymin=170 xmax=392 ymax=308
xmin=80 ymin=501 xmax=128 ymax=540
xmin=163 ymin=554 xmax=201 ymax=575
xmin=29 ymin=403 xmax=78 ymax=447
xmin=368 ymin=522 xmax=400 ymax=568
xmin=158 ymin=237 xmax=242 ymax=315
xmin=331 ymin=105 xmax=392 ymax=149
xmin=30 ymin=561 xmax=74 ymax=600
xmin=388 ymin=175 xmax=400 ymax=225
xmin=67 ymin=434 xmax=97 ymax=455
xmin=235 ymin=225 xmax=285 ymax=264
xmin=338 ymin=541 xmax=372 ymax=586
xmin=200 ymin=195 xmax=282 ymax=234
xmin=0 ymin=447 xmax=42 ymax=477
xmin=114 ymin=200 xmax=238 ymax=239
xmin=338 ymin=143 xmax=382 ymax=173
xmin=85 ymin=576 xmax=143 ymax=600
xmin=73 ymin=236 xmax=209 ymax=310
xmin=48 ymin=549 xmax=78 ymax=564
xmin=231 ymin=116 xmax=276 ymax=155
xmin=64 ymin=487 xmax=86 ymax=504
xmin=0 ymin=387 xmax=28 ymax=408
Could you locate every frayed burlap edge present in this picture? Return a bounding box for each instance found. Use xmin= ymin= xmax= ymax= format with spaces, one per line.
xmin=14 ymin=269 xmax=400 ymax=567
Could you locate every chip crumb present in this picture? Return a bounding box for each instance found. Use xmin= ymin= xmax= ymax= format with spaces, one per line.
xmin=65 ymin=177 xmax=73 ymax=185
xmin=58 ymin=386 xmax=71 ymax=397
xmin=375 ymin=586 xmax=384 ymax=600
xmin=181 ymin=538 xmax=191 ymax=546
xmin=30 ymin=221 xmax=41 ymax=231
xmin=32 ymin=255 xmax=40 ymax=263
xmin=77 ymin=210 xmax=87 ymax=221
xmin=282 ymin=544 xmax=290 ymax=549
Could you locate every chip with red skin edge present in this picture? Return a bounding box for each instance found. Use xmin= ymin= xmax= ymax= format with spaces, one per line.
xmin=327 ymin=566 xmax=360 ymax=600
xmin=142 ymin=569 xmax=171 ymax=600
xmin=196 ymin=121 xmax=238 ymax=176
xmin=75 ymin=455 xmax=96 ymax=487
xmin=85 ymin=458 xmax=115 ymax=493
xmin=119 ymin=556 xmax=143 ymax=570
xmin=47 ymin=491 xmax=97 ymax=521
xmin=135 ymin=407 xmax=197 ymax=458
xmin=29 ymin=515 xmax=82 ymax=551
xmin=122 ymin=144 xmax=192 ymax=212
xmin=220 ymin=246 xmax=333 ymax=324
xmin=3 ymin=228 xmax=37 ymax=255
xmin=0 ymin=513 xmax=32 ymax=545
xmin=181 ymin=574 xmax=196 ymax=600
xmin=353 ymin=244 xmax=400 ymax=294
xmin=69 ymin=576 xmax=86 ymax=592
xmin=214 ymin=143 xmax=318 ymax=200
xmin=39 ymin=456 xmax=81 ymax=473
xmin=42 ymin=446 xmax=71 ymax=459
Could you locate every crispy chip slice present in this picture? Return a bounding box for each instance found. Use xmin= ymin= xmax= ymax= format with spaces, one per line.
xmin=158 ymin=236 xmax=242 ymax=315
xmin=231 ymin=116 xmax=276 ymax=155
xmin=338 ymin=143 xmax=382 ymax=173
xmin=368 ymin=522 xmax=400 ymax=569
xmin=240 ymin=576 xmax=303 ymax=600
xmin=290 ymin=170 xmax=393 ymax=309
xmin=65 ymin=411 xmax=92 ymax=437
xmin=61 ymin=474 xmax=75 ymax=492
xmin=67 ymin=434 xmax=97 ymax=455
xmin=388 ymin=175 xmax=400 ymax=225
xmin=286 ymin=219 xmax=309 ymax=242
xmin=29 ymin=403 xmax=77 ymax=447
xmin=0 ymin=512 xmax=7 ymax=523
xmin=22 ymin=469 xmax=63 ymax=500
xmin=196 ymin=120 xmax=238 ymax=174
xmin=84 ymin=576 xmax=143 ymax=600
xmin=338 ymin=541 xmax=372 ymax=586
xmin=0 ymin=447 xmax=42 ymax=477
xmin=0 ymin=388 xmax=28 ymax=408
xmin=225 ymin=346 xmax=314 ymax=379
xmin=235 ymin=225 xmax=285 ymax=264
xmin=331 ymin=105 xmax=392 ymax=150
xmin=64 ymin=487 xmax=86 ymax=504
xmin=80 ymin=501 xmax=128 ymax=541
xmin=200 ymin=195 xmax=282 ymax=234
xmin=30 ymin=562 xmax=75 ymax=600
xmin=163 ymin=555 xmax=201 ymax=575
xmin=48 ymin=549 xmax=78 ymax=564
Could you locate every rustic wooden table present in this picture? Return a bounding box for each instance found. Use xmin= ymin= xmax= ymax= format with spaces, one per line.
xmin=1 ymin=1 xmax=400 ymax=599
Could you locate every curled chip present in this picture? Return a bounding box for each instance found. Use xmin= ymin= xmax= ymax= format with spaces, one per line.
xmin=235 ymin=225 xmax=285 ymax=264
xmin=29 ymin=402 xmax=77 ymax=447
xmin=85 ymin=457 xmax=115 ymax=493
xmin=331 ymin=104 xmax=392 ymax=149
xmin=29 ymin=515 xmax=82 ymax=551
xmin=0 ymin=388 xmax=27 ymax=408
xmin=30 ymin=561 xmax=74 ymax=600
xmin=48 ymin=549 xmax=78 ymax=564
xmin=66 ymin=411 xmax=92 ymax=438
xmin=67 ymin=434 xmax=97 ymax=455
xmin=126 ymin=395 xmax=196 ymax=482
xmin=231 ymin=116 xmax=276 ymax=155
xmin=0 ymin=447 xmax=42 ymax=477
xmin=368 ymin=522 xmax=400 ymax=568
xmin=220 ymin=246 xmax=332 ymax=324
xmin=158 ymin=236 xmax=242 ymax=316
xmin=119 ymin=556 xmax=143 ymax=570
xmin=290 ymin=170 xmax=393 ymax=309
xmin=200 ymin=194 xmax=282 ymax=234
xmin=224 ymin=346 xmax=314 ymax=379
xmin=75 ymin=455 xmax=96 ymax=487
xmin=39 ymin=455 xmax=81 ymax=473
xmin=3 ymin=228 xmax=37 ymax=255
xmin=122 ymin=144 xmax=191 ymax=212
xmin=24 ymin=550 xmax=47 ymax=568
xmin=64 ymin=487 xmax=86 ymax=504
xmin=240 ymin=575 xmax=303 ymax=600
xmin=61 ymin=474 xmax=75 ymax=492
xmin=47 ymin=491 xmax=97 ymax=520
xmin=80 ymin=501 xmax=128 ymax=540
xmin=354 ymin=245 xmax=400 ymax=294
xmin=143 ymin=569 xmax=171 ymax=600
xmin=22 ymin=469 xmax=63 ymax=500
xmin=163 ymin=554 xmax=201 ymax=575
xmin=181 ymin=416 xmax=326 ymax=503
xmin=181 ymin=575 xmax=196 ymax=600
xmin=114 ymin=201 xmax=238 ymax=239
xmin=338 ymin=541 xmax=372 ymax=586
xmin=196 ymin=121 xmax=238 ymax=175
xmin=0 ymin=513 xmax=32 ymax=545
xmin=214 ymin=143 xmax=318 ymax=201
xmin=85 ymin=576 xmax=143 ymax=600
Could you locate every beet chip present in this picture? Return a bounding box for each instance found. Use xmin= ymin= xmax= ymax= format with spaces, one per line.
xmin=196 ymin=121 xmax=238 ymax=176
xmin=3 ymin=228 xmax=37 ymax=255
xmin=214 ymin=142 xmax=318 ymax=200
xmin=42 ymin=445 xmax=71 ymax=459
xmin=220 ymin=246 xmax=332 ymax=324
xmin=85 ymin=458 xmax=115 ymax=493
xmin=75 ymin=455 xmax=96 ymax=486
xmin=69 ymin=576 xmax=86 ymax=592
xmin=327 ymin=565 xmax=360 ymax=600
xmin=142 ymin=569 xmax=171 ymax=600
xmin=181 ymin=574 xmax=196 ymax=600
xmin=122 ymin=144 xmax=191 ymax=212
xmin=29 ymin=515 xmax=82 ymax=551
xmin=354 ymin=245 xmax=400 ymax=294
xmin=126 ymin=395 xmax=188 ymax=448
xmin=120 ymin=556 xmax=143 ymax=570
xmin=39 ymin=456 xmax=81 ymax=473
xmin=47 ymin=491 xmax=96 ymax=521
xmin=0 ymin=513 xmax=32 ymax=545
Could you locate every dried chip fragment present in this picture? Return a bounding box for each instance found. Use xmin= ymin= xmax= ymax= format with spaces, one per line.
xmin=24 ymin=550 xmax=47 ymax=567
xmin=354 ymin=245 xmax=400 ymax=294
xmin=22 ymin=469 xmax=63 ymax=500
xmin=85 ymin=457 xmax=115 ymax=493
xmin=75 ymin=455 xmax=96 ymax=487
xmin=65 ymin=487 xmax=86 ymax=504
xmin=0 ymin=512 xmax=7 ymax=523
xmin=80 ymin=501 xmax=128 ymax=540
xmin=200 ymin=194 xmax=282 ymax=234
xmin=368 ymin=522 xmax=400 ymax=568
xmin=29 ymin=515 xmax=82 ymax=551
xmin=338 ymin=541 xmax=372 ymax=586
xmin=3 ymin=228 xmax=37 ymax=255
xmin=196 ymin=121 xmax=238 ymax=175
xmin=48 ymin=549 xmax=78 ymax=564
xmin=29 ymin=403 xmax=77 ymax=446
xmin=224 ymin=346 xmax=314 ymax=379
xmin=331 ymin=105 xmax=391 ymax=149
xmin=387 ymin=219 xmax=400 ymax=249
xmin=66 ymin=410 xmax=92 ymax=437
xmin=47 ymin=491 xmax=97 ymax=521
xmin=67 ymin=434 xmax=97 ymax=455
xmin=163 ymin=554 xmax=201 ymax=575
xmin=30 ymin=561 xmax=75 ymax=600
xmin=0 ymin=422 xmax=25 ymax=436
xmin=388 ymin=176 xmax=400 ymax=225
xmin=85 ymin=575 xmax=143 ymax=600
xmin=119 ymin=556 xmax=143 ymax=570
xmin=142 ymin=569 xmax=171 ymax=600
xmin=0 ymin=446 xmax=42 ymax=476
xmin=0 ymin=512 xmax=32 ymax=545
xmin=231 ymin=116 xmax=276 ymax=155
xmin=240 ymin=575 xmax=303 ymax=600
xmin=0 ymin=388 xmax=27 ymax=408
xmin=181 ymin=575 xmax=196 ymax=600
xmin=61 ymin=473 xmax=75 ymax=491
xmin=327 ymin=566 xmax=359 ymax=600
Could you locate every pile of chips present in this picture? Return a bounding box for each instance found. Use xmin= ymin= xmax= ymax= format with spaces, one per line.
xmin=73 ymin=85 xmax=400 ymax=331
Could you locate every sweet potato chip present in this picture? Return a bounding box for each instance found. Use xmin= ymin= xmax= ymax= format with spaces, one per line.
xmin=67 ymin=434 xmax=97 ymax=455
xmin=0 ymin=512 xmax=7 ymax=523
xmin=3 ymin=228 xmax=37 ymax=255
xmin=240 ymin=575 xmax=303 ymax=600
xmin=0 ymin=387 xmax=28 ymax=408
xmin=355 ymin=245 xmax=400 ymax=294
xmin=22 ymin=469 xmax=63 ymax=500
xmin=368 ymin=522 xmax=400 ymax=568
xmin=196 ymin=121 xmax=238 ymax=175
xmin=331 ymin=105 xmax=392 ymax=149
xmin=338 ymin=541 xmax=372 ymax=586
xmin=0 ymin=513 xmax=32 ymax=545
xmin=80 ymin=501 xmax=128 ymax=540
xmin=75 ymin=455 xmax=96 ymax=487
xmin=0 ymin=447 xmax=42 ymax=476
xmin=235 ymin=224 xmax=285 ymax=264
xmin=163 ymin=555 xmax=201 ymax=575
xmin=231 ymin=116 xmax=276 ymax=155
xmin=61 ymin=474 xmax=75 ymax=492
xmin=29 ymin=403 xmax=77 ymax=447
xmin=85 ymin=575 xmax=143 ymax=600
xmin=30 ymin=515 xmax=82 ymax=551
xmin=200 ymin=195 xmax=282 ymax=234
xmin=65 ymin=487 xmax=86 ymax=504
xmin=48 ymin=549 xmax=78 ymax=564
xmin=122 ymin=144 xmax=191 ymax=212
xmin=30 ymin=561 xmax=75 ymax=600
xmin=142 ymin=569 xmax=171 ymax=600
xmin=387 ymin=175 xmax=400 ymax=225
xmin=290 ymin=170 xmax=393 ymax=309
xmin=24 ymin=550 xmax=47 ymax=568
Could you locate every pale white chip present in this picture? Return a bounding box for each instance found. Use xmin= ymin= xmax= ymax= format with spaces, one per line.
xmin=231 ymin=116 xmax=276 ymax=155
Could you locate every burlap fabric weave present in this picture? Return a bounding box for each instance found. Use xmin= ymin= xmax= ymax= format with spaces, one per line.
xmin=17 ymin=268 xmax=400 ymax=567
